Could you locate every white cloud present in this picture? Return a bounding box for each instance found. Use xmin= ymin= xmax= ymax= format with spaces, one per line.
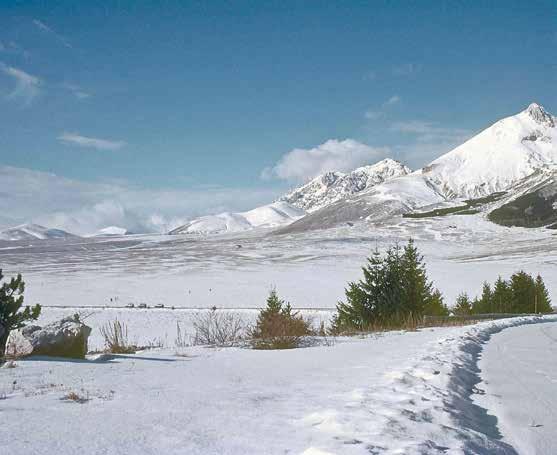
xmin=58 ymin=132 xmax=126 ymax=151
xmin=0 ymin=63 xmax=41 ymax=105
xmin=383 ymin=95 xmax=401 ymax=106
xmin=364 ymin=110 xmax=382 ymax=120
xmin=0 ymin=165 xmax=279 ymax=235
xmin=32 ymin=19 xmax=72 ymax=48
xmin=263 ymin=139 xmax=390 ymax=182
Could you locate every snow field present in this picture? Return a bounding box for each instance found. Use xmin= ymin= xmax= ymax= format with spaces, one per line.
xmin=1 ymin=315 xmax=554 ymax=454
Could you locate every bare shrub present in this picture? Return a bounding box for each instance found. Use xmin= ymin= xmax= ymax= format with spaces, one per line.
xmin=100 ymin=320 xmax=136 ymax=354
xmin=192 ymin=309 xmax=246 ymax=347
xmin=174 ymin=321 xmax=190 ymax=356
xmin=61 ymin=391 xmax=90 ymax=404
xmin=250 ymin=290 xmax=313 ymax=350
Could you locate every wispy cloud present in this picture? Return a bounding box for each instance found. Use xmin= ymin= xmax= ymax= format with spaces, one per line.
xmin=363 ymin=70 xmax=376 ymax=81
xmin=0 ymin=165 xmax=279 ymax=235
xmin=62 ymin=83 xmax=91 ymax=100
xmin=262 ymin=139 xmax=390 ymax=182
xmin=392 ymin=63 xmax=422 ymax=76
xmin=0 ymin=63 xmax=41 ymax=105
xmin=383 ymin=95 xmax=401 ymax=107
xmin=390 ymin=120 xmax=470 ymax=143
xmin=32 ymin=19 xmax=72 ymax=48
xmin=364 ymin=110 xmax=382 ymax=120
xmin=58 ymin=132 xmax=126 ymax=151
xmin=363 ymin=95 xmax=401 ymax=121
xmin=0 ymin=41 xmax=31 ymax=59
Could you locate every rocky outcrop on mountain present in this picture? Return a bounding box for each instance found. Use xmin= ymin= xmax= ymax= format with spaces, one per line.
xmin=279 ymin=158 xmax=411 ymax=212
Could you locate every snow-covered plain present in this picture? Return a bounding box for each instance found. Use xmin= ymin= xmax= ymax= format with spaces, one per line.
xmin=1 ymin=316 xmax=554 ymax=454
xmin=475 ymin=321 xmax=557 ymax=454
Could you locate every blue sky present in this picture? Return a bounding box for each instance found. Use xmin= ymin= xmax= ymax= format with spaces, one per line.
xmin=0 ymin=0 xmax=555 ymax=233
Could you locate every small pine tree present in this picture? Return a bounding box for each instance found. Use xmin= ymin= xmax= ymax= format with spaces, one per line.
xmin=453 ymin=292 xmax=472 ymax=316
xmin=0 ymin=270 xmax=41 ymax=358
xmin=251 ymin=289 xmax=311 ymax=349
xmin=534 ymin=274 xmax=552 ymax=313
xmin=478 ymin=281 xmax=493 ymax=314
xmin=509 ymin=271 xmax=536 ymax=313
xmin=400 ymin=238 xmax=434 ymax=317
xmin=423 ymin=288 xmax=449 ymax=316
xmin=492 ymin=277 xmax=511 ymax=313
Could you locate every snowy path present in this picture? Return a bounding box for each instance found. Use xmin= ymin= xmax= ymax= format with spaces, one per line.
xmin=476 ymin=321 xmax=557 ymax=454
xmin=1 ymin=317 xmax=553 ymax=454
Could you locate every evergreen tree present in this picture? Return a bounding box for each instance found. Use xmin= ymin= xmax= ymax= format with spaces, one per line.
xmin=400 ymin=238 xmax=433 ymax=317
xmin=479 ymin=281 xmax=493 ymax=313
xmin=534 ymin=274 xmax=552 ymax=313
xmin=492 ymin=277 xmax=511 ymax=313
xmin=0 ymin=270 xmax=41 ymax=358
xmin=335 ymin=249 xmax=384 ymax=330
xmin=423 ymin=288 xmax=449 ymax=316
xmin=251 ymin=289 xmax=311 ymax=349
xmin=453 ymin=292 xmax=472 ymax=316
xmin=509 ymin=271 xmax=536 ymax=313
xmin=471 ymin=282 xmax=493 ymax=314
xmin=335 ymin=239 xmax=441 ymax=330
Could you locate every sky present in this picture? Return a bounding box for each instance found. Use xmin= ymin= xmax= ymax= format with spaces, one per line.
xmin=0 ymin=0 xmax=555 ymax=234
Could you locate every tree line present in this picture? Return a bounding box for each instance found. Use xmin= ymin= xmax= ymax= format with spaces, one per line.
xmin=334 ymin=239 xmax=553 ymax=332
xmin=453 ymin=272 xmax=552 ymax=315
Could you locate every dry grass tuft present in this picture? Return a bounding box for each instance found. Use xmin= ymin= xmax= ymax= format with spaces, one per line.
xmin=100 ymin=320 xmax=137 ymax=354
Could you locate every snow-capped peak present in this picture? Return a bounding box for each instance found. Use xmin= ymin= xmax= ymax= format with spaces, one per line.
xmin=279 ymin=158 xmax=412 ymax=212
xmin=421 ymin=103 xmax=556 ymax=198
xmin=525 ymin=102 xmax=554 ymax=127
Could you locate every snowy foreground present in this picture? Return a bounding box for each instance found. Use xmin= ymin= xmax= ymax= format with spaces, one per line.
xmin=2 ymin=316 xmax=555 ymax=455
xmin=476 ymin=321 xmax=557 ymax=454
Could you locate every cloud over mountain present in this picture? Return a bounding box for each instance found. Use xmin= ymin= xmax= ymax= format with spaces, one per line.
xmin=263 ymin=139 xmax=390 ymax=182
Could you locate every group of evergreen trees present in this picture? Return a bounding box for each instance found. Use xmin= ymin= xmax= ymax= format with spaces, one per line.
xmin=334 ymin=239 xmax=448 ymax=331
xmin=334 ymin=240 xmax=553 ymax=332
xmin=453 ymin=272 xmax=552 ymax=316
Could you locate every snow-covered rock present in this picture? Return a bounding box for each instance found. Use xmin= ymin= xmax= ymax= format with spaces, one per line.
xmin=170 ymin=201 xmax=305 ymax=235
xmin=6 ymin=315 xmax=92 ymax=359
xmin=280 ymin=158 xmax=411 ymax=212
xmin=0 ymin=223 xmax=78 ymax=241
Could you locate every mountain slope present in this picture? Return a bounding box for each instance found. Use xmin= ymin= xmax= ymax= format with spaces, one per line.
xmin=0 ymin=224 xmax=78 ymax=241
xmin=279 ymin=158 xmax=411 ymax=212
xmin=488 ymin=172 xmax=557 ymax=228
xmin=170 ymin=202 xmax=305 ymax=235
xmin=421 ymin=103 xmax=556 ymax=199
xmin=279 ymin=103 xmax=556 ymax=233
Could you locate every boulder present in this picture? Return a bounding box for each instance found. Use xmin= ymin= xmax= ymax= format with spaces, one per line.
xmin=6 ymin=314 xmax=92 ymax=359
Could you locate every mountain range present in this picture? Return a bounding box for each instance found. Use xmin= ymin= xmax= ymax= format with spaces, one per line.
xmin=171 ymin=102 xmax=556 ymax=236
xmin=1 ymin=103 xmax=556 ymax=240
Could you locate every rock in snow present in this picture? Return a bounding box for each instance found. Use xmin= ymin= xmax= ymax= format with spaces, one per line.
xmin=6 ymin=315 xmax=92 ymax=359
